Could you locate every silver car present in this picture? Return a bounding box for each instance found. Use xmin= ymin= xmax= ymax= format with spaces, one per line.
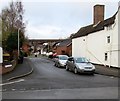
xmin=66 ymin=57 xmax=95 ymax=74
xmin=54 ymin=55 xmax=69 ymax=68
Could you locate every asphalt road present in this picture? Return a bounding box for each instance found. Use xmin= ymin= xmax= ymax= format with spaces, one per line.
xmin=2 ymin=57 xmax=119 ymax=99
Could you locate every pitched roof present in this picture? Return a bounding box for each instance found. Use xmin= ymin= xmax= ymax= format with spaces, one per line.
xmin=52 ymin=41 xmax=60 ymax=47
xmin=73 ymin=11 xmax=117 ymax=39
xmin=57 ymin=39 xmax=72 ymax=47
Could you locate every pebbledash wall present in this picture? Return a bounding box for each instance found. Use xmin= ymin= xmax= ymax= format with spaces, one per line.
xmin=72 ymin=5 xmax=120 ymax=68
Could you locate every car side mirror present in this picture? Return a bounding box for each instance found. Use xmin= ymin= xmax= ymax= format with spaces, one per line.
xmin=88 ymin=60 xmax=91 ymax=63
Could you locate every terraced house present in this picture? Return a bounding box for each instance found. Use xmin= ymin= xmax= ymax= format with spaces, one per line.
xmin=72 ymin=4 xmax=120 ymax=68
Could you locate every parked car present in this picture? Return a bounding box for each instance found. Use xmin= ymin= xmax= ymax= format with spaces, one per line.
xmin=18 ymin=49 xmax=24 ymax=64
xmin=47 ymin=52 xmax=53 ymax=58
xmin=66 ymin=57 xmax=95 ymax=74
xmin=54 ymin=55 xmax=69 ymax=68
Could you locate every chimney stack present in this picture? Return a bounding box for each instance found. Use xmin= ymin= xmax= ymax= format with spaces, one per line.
xmin=94 ymin=5 xmax=104 ymax=25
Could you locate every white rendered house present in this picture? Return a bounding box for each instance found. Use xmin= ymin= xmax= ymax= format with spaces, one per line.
xmin=72 ymin=4 xmax=120 ymax=68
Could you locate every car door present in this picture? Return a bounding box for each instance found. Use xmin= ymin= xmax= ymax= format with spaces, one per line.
xmin=70 ymin=58 xmax=75 ymax=71
xmin=56 ymin=56 xmax=60 ymax=66
xmin=66 ymin=58 xmax=71 ymax=69
xmin=54 ymin=56 xmax=59 ymax=65
xmin=67 ymin=57 xmax=74 ymax=70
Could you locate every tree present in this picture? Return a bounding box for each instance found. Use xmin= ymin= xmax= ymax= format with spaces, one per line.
xmin=1 ymin=1 xmax=26 ymax=51
xmin=0 ymin=18 xmax=2 ymax=47
xmin=6 ymin=33 xmax=18 ymax=52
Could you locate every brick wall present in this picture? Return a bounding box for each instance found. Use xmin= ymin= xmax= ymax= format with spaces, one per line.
xmin=94 ymin=5 xmax=104 ymax=24
xmin=67 ymin=45 xmax=72 ymax=56
xmin=56 ymin=45 xmax=72 ymax=56
xmin=56 ymin=46 xmax=67 ymax=55
xmin=0 ymin=60 xmax=17 ymax=75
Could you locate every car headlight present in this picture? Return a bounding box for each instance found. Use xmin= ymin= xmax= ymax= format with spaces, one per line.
xmin=59 ymin=61 xmax=65 ymax=65
xmin=76 ymin=64 xmax=83 ymax=69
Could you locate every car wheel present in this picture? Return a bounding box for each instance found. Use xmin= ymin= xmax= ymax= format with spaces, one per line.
xmin=91 ymin=72 xmax=94 ymax=75
xmin=56 ymin=63 xmax=58 ymax=67
xmin=54 ymin=63 xmax=56 ymax=66
xmin=57 ymin=63 xmax=60 ymax=68
xmin=66 ymin=65 xmax=69 ymax=71
xmin=74 ymin=68 xmax=77 ymax=74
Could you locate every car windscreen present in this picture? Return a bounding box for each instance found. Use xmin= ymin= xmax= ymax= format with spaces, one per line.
xmin=59 ymin=56 xmax=68 ymax=60
xmin=75 ymin=57 xmax=89 ymax=63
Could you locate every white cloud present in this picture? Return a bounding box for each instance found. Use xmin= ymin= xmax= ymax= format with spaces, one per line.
xmin=1 ymin=0 xmax=119 ymax=40
xmin=26 ymin=24 xmax=64 ymax=39
xmin=26 ymin=23 xmax=80 ymax=39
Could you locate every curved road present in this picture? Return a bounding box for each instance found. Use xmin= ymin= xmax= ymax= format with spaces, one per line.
xmin=2 ymin=57 xmax=118 ymax=99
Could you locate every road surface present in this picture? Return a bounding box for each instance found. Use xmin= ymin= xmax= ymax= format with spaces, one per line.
xmin=2 ymin=57 xmax=119 ymax=99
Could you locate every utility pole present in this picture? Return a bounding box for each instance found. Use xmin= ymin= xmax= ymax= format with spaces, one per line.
xmin=18 ymin=28 xmax=20 ymax=57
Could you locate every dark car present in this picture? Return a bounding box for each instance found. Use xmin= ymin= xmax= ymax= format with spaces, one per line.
xmin=18 ymin=50 xmax=24 ymax=64
xmin=66 ymin=57 xmax=95 ymax=74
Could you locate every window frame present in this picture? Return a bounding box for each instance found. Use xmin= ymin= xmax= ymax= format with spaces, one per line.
xmin=107 ymin=36 xmax=110 ymax=43
xmin=105 ymin=53 xmax=108 ymax=61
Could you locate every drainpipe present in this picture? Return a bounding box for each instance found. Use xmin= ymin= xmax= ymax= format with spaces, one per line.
xmin=87 ymin=49 xmax=106 ymax=66
xmin=109 ymin=27 xmax=113 ymax=68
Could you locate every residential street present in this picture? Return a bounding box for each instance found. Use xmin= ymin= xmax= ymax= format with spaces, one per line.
xmin=2 ymin=57 xmax=118 ymax=99
xmin=1 ymin=1 xmax=120 ymax=101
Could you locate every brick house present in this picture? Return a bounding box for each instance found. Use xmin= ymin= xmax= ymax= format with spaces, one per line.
xmin=55 ymin=39 xmax=72 ymax=56
xmin=22 ymin=42 xmax=30 ymax=56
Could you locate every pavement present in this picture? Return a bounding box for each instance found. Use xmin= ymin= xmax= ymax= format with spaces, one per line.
xmin=2 ymin=57 xmax=120 ymax=82
xmin=2 ymin=58 xmax=33 ymax=82
xmin=94 ymin=64 xmax=120 ymax=77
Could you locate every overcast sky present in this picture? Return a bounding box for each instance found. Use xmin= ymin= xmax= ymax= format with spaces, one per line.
xmin=1 ymin=0 xmax=120 ymax=39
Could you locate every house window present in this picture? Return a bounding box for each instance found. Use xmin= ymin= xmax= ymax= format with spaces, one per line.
xmin=105 ymin=53 xmax=108 ymax=61
xmin=107 ymin=36 xmax=110 ymax=43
